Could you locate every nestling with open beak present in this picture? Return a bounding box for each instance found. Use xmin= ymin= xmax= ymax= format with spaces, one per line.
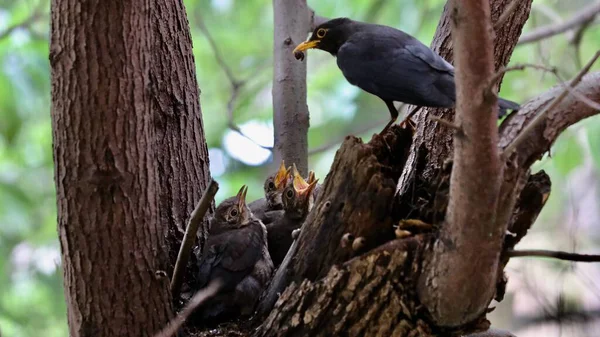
xmin=194 ymin=185 xmax=274 ymax=321
xmin=266 ymin=165 xmax=319 ymax=266
xmin=248 ymin=160 xmax=291 ymax=225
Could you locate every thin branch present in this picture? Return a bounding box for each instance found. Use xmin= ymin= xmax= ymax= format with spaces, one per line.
xmin=428 ymin=116 xmax=463 ymax=133
xmin=507 ymin=249 xmax=600 ymax=262
xmin=502 ymin=50 xmax=600 ymax=158
xmin=154 ymin=279 xmax=223 ymax=337
xmin=0 ymin=1 xmax=46 ymax=41
xmin=492 ymin=63 xmax=600 ymax=111
xmin=494 ymin=0 xmax=522 ymax=30
xmin=170 ymin=180 xmax=219 ymax=298
xmin=490 ymin=63 xmax=557 ymax=86
xmin=195 ymin=13 xmax=272 ymax=151
xmin=518 ymin=1 xmax=600 ymax=45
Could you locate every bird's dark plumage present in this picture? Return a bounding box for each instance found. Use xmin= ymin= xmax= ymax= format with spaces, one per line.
xmin=195 ymin=185 xmax=273 ymax=320
xmin=293 ymin=17 xmax=520 ymax=131
xmin=266 ymin=165 xmax=318 ymax=266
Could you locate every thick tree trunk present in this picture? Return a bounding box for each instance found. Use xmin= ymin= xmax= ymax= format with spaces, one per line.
xmin=397 ymin=0 xmax=532 ymax=195
xmin=272 ymin=0 xmax=311 ymax=176
xmin=50 ymin=1 xmax=209 ymax=336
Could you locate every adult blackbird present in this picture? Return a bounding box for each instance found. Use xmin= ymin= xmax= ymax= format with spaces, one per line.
xmin=293 ymin=17 xmax=520 ymax=133
xmin=248 ymin=160 xmax=291 ymax=225
xmin=195 ymin=185 xmax=274 ymax=320
xmin=266 ymin=165 xmax=318 ymax=266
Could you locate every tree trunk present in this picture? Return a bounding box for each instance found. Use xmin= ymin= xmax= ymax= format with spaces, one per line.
xmin=397 ymin=0 xmax=532 ymax=195
xmin=272 ymin=0 xmax=311 ymax=176
xmin=50 ymin=0 xmax=210 ymax=336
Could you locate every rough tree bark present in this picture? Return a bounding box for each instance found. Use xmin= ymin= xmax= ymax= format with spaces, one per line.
xmin=273 ymin=0 xmax=311 ymax=176
xmin=397 ymin=0 xmax=532 ymax=194
xmin=50 ymin=0 xmax=210 ymax=336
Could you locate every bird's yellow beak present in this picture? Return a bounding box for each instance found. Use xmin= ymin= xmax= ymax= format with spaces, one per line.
xmin=274 ymin=160 xmax=291 ymax=189
xmin=236 ymin=185 xmax=248 ymax=210
xmin=291 ymin=164 xmax=318 ymax=197
xmin=293 ymin=40 xmax=320 ymax=54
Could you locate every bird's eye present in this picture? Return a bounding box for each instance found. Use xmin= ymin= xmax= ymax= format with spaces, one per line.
xmin=286 ymin=189 xmax=294 ymax=199
xmin=267 ymin=181 xmax=275 ymax=190
xmin=229 ymin=208 xmax=238 ymax=217
xmin=316 ymin=28 xmax=327 ymax=38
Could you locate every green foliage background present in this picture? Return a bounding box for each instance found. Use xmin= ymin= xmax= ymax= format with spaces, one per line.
xmin=0 ymin=0 xmax=599 ymax=336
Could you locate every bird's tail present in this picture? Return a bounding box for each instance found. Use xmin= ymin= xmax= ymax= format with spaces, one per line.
xmin=498 ymin=97 xmax=520 ymax=118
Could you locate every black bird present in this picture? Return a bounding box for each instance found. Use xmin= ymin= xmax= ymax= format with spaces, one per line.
xmin=266 ymin=165 xmax=318 ymax=266
xmin=293 ymin=17 xmax=520 ymax=133
xmin=195 ymin=185 xmax=274 ymax=320
xmin=248 ymin=160 xmax=291 ymax=225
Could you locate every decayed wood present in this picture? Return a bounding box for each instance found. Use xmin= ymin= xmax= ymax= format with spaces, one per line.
xmin=256 ymin=238 xmax=490 ymax=337
xmin=259 ymin=238 xmax=450 ymax=337
xmin=288 ymin=126 xmax=413 ymax=283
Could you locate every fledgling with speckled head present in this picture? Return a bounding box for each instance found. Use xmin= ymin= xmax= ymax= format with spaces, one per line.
xmin=248 ymin=160 xmax=291 ymax=225
xmin=266 ymin=165 xmax=319 ymax=266
xmin=293 ymin=17 xmax=520 ymax=133
xmin=195 ymin=185 xmax=274 ymax=320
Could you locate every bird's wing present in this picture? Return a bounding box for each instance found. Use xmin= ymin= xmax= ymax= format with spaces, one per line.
xmin=337 ymin=30 xmax=455 ymax=107
xmin=196 ymin=224 xmax=264 ymax=288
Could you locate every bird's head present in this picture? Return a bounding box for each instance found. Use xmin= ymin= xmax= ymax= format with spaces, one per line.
xmin=293 ymin=17 xmax=356 ymax=56
xmin=264 ymin=160 xmax=291 ymax=208
xmin=211 ymin=185 xmax=251 ymax=231
xmin=282 ymin=164 xmax=319 ymax=219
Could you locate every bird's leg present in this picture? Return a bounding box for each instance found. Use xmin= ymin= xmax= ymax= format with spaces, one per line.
xmin=379 ymin=100 xmax=399 ymax=135
xmin=399 ymin=106 xmax=422 ymax=129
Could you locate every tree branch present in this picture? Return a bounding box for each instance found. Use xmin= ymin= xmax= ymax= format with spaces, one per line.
xmin=518 ymin=1 xmax=600 ymax=45
xmin=0 ymin=1 xmax=46 ymax=41
xmin=273 ymin=0 xmax=311 ymax=176
xmin=154 ymin=279 xmax=222 ymax=337
xmin=418 ymin=0 xmax=503 ymax=326
xmin=506 ymin=249 xmax=600 ymax=262
xmin=195 ymin=13 xmax=273 ymax=151
xmin=170 ymin=179 xmax=219 ymax=299
xmin=501 ymin=52 xmax=600 ymax=160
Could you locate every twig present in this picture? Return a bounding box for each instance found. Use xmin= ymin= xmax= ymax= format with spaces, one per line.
xmin=494 ymin=0 xmax=521 ymax=31
xmin=569 ymin=17 xmax=596 ymax=69
xmin=552 ymin=70 xmax=600 ymax=111
xmin=492 ymin=63 xmax=600 ymax=111
xmin=506 ymin=249 xmax=600 ymax=262
xmin=195 ymin=13 xmax=272 ymax=151
xmin=489 ymin=63 xmax=557 ymax=87
xmin=518 ymin=1 xmax=600 ymax=45
xmin=502 ymin=50 xmax=600 ymax=158
xmin=170 ymin=180 xmax=219 ymax=298
xmin=154 ymin=279 xmax=223 ymax=337
xmin=0 ymin=1 xmax=46 ymax=41
xmin=428 ymin=116 xmax=462 ymax=133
